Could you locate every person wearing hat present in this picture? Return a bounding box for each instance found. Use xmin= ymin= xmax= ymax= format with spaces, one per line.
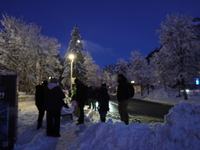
xmin=44 ymin=77 xmax=68 ymax=137
xmin=35 ymin=80 xmax=48 ymax=130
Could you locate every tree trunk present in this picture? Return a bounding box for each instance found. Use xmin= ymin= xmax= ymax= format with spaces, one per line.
xmin=141 ymin=84 xmax=143 ymax=96
xmin=178 ymin=81 xmax=181 ymax=97
xmin=181 ymin=77 xmax=188 ymax=100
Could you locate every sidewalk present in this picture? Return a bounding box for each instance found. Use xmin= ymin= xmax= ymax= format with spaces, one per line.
xmin=18 ymin=100 xmax=35 ymax=110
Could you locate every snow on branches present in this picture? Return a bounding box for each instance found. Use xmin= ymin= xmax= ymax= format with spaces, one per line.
xmin=0 ymin=14 xmax=62 ymax=93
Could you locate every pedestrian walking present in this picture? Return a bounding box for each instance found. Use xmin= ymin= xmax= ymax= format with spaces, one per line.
xmin=74 ymin=78 xmax=87 ymax=125
xmin=117 ymin=74 xmax=130 ymax=125
xmin=44 ymin=77 xmax=68 ymax=137
xmin=35 ymin=80 xmax=48 ymax=130
xmin=97 ymin=83 xmax=110 ymax=122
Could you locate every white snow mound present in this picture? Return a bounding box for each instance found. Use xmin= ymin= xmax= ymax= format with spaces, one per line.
xmin=71 ymin=102 xmax=200 ymax=150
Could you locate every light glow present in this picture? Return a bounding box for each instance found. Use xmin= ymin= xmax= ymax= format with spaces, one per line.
xmin=69 ymin=54 xmax=74 ymax=60
xmin=131 ymin=81 xmax=135 ymax=83
xmin=196 ymin=78 xmax=199 ymax=85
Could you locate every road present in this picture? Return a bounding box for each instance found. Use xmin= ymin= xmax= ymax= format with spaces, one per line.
xmin=109 ymin=98 xmax=174 ymax=118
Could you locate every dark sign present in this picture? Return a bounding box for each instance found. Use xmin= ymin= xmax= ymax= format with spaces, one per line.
xmin=0 ymin=73 xmax=18 ymax=149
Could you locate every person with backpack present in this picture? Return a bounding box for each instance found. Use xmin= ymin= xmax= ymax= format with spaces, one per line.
xmin=117 ymin=74 xmax=134 ymax=125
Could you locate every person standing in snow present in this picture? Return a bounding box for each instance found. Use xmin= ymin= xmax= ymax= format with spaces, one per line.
xmin=93 ymin=87 xmax=98 ymax=111
xmin=44 ymin=78 xmax=68 ymax=137
xmin=97 ymin=83 xmax=110 ymax=122
xmin=74 ymin=78 xmax=87 ymax=125
xmin=35 ymin=80 xmax=48 ymax=130
xmin=87 ymin=86 xmax=95 ymax=109
xmin=117 ymin=74 xmax=129 ymax=125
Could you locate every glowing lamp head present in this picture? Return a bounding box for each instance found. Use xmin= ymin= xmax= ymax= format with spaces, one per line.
xmin=69 ymin=54 xmax=74 ymax=60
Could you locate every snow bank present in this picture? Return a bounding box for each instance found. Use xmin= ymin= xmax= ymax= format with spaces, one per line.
xmin=141 ymin=86 xmax=200 ymax=105
xmin=71 ymin=102 xmax=200 ymax=150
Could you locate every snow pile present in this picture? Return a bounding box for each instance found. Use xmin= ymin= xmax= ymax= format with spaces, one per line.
xmin=140 ymin=86 xmax=200 ymax=105
xmin=147 ymin=88 xmax=170 ymax=99
xmin=71 ymin=102 xmax=200 ymax=150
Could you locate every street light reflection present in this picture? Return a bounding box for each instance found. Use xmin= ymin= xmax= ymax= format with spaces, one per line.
xmin=95 ymin=102 xmax=117 ymax=113
xmin=109 ymin=102 xmax=118 ymax=113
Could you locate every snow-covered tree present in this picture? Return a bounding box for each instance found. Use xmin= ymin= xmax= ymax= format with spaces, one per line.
xmin=102 ymin=63 xmax=117 ymax=91
xmin=130 ymin=51 xmax=154 ymax=96
xmin=0 ymin=14 xmax=62 ymax=92
xmin=83 ymin=51 xmax=100 ymax=87
xmin=62 ymin=25 xmax=86 ymax=86
xmin=115 ymin=58 xmax=129 ymax=78
xmin=156 ymin=13 xmax=200 ymax=99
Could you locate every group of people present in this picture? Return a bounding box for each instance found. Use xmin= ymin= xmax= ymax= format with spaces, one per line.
xmin=35 ymin=74 xmax=133 ymax=137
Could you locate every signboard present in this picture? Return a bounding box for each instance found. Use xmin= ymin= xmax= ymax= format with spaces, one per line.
xmin=0 ymin=73 xmax=18 ymax=149
xmin=0 ymin=102 xmax=9 ymax=147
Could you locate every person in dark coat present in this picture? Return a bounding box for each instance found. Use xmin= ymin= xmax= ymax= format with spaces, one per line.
xmin=35 ymin=80 xmax=48 ymax=130
xmin=93 ymin=87 xmax=98 ymax=111
xmin=117 ymin=74 xmax=129 ymax=125
xmin=87 ymin=86 xmax=94 ymax=109
xmin=74 ymin=78 xmax=87 ymax=125
xmin=97 ymin=83 xmax=110 ymax=122
xmin=44 ymin=78 xmax=68 ymax=137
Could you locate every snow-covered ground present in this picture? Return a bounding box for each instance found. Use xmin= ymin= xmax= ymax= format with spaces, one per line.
xmin=134 ymin=85 xmax=200 ymax=105
xmin=13 ymin=86 xmax=200 ymax=150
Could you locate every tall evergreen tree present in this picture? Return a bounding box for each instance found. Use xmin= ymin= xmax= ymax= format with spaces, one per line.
xmin=62 ymin=25 xmax=86 ymax=86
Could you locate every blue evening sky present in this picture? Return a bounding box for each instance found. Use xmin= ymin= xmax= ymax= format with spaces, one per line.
xmin=0 ymin=0 xmax=200 ymax=68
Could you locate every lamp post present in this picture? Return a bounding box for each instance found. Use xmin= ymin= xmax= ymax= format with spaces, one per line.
xmin=69 ymin=54 xmax=74 ymax=90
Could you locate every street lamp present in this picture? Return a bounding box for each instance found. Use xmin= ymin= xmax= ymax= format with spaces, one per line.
xmin=69 ymin=54 xmax=74 ymax=91
xmin=77 ymin=39 xmax=80 ymax=43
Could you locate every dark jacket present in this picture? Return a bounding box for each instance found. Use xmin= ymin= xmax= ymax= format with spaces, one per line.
xmin=97 ymin=87 xmax=110 ymax=111
xmin=44 ymin=84 xmax=65 ymax=110
xmin=35 ymin=85 xmax=45 ymax=109
xmin=87 ymin=87 xmax=94 ymax=99
xmin=117 ymin=76 xmax=129 ymax=102
xmin=76 ymin=82 xmax=87 ymax=107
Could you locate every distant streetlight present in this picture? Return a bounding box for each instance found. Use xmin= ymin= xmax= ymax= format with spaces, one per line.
xmin=131 ymin=81 xmax=135 ymax=84
xmin=77 ymin=40 xmax=80 ymax=43
xmin=69 ymin=54 xmax=75 ymax=90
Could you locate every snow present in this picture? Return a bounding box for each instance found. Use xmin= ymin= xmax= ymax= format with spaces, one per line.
xmin=135 ymin=85 xmax=200 ymax=105
xmin=13 ymin=86 xmax=200 ymax=150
